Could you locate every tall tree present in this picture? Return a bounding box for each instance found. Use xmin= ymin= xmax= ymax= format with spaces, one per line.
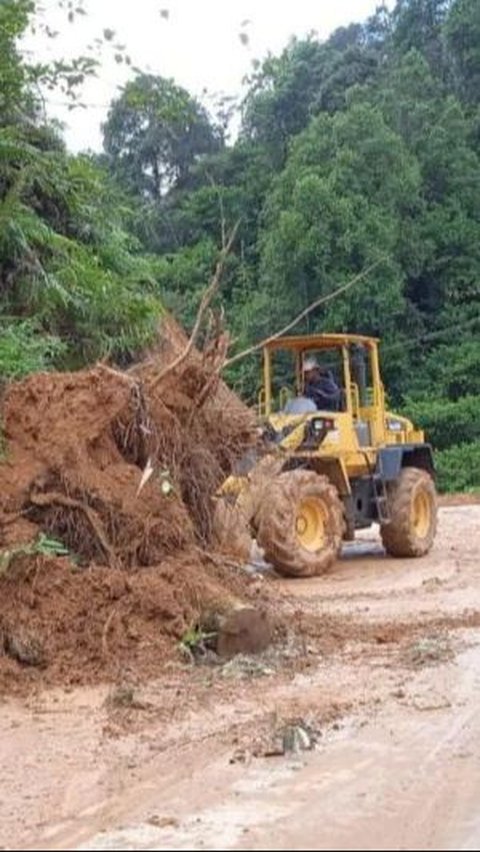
xmin=241 ymin=29 xmax=385 ymax=168
xmin=376 ymin=50 xmax=480 ymax=316
xmin=103 ymin=74 xmax=222 ymax=199
xmin=257 ymin=100 xmax=423 ymax=403
xmin=392 ymin=0 xmax=451 ymax=77
xmin=0 ymin=0 xmax=32 ymax=122
xmin=0 ymin=2 xmax=162 ymax=376
xmin=445 ymin=0 xmax=480 ymax=104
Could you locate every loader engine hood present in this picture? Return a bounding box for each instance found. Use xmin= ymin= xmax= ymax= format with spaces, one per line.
xmin=217 ymin=412 xmax=337 ymax=500
xmin=264 ymin=411 xmax=337 ymax=451
xmin=216 ymin=411 xmax=338 ymax=499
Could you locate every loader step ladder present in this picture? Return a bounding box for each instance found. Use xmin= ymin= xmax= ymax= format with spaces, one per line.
xmin=372 ymin=471 xmax=391 ymax=524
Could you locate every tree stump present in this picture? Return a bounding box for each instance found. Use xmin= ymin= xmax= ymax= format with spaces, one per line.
xmin=203 ymin=601 xmax=271 ymax=658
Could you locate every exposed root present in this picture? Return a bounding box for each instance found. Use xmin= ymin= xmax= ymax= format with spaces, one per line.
xmin=102 ymin=609 xmax=117 ymax=657
xmin=0 ymin=315 xmax=257 ymax=568
xmin=30 ymin=491 xmax=118 ymax=568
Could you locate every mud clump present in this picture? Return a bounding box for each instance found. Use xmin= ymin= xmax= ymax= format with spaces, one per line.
xmin=0 ymin=318 xmax=265 ymax=692
xmin=0 ymin=551 xmax=264 ymax=694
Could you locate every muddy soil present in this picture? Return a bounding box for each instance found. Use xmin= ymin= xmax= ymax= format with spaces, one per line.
xmin=1 ymin=505 xmax=480 ymax=851
xmin=0 ymin=319 xmax=260 ymax=689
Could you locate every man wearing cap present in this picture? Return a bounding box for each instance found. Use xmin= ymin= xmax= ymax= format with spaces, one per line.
xmin=303 ymin=356 xmax=341 ymax=411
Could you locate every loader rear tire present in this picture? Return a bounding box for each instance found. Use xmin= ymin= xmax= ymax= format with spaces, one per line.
xmin=256 ymin=470 xmax=344 ymax=577
xmin=380 ymin=467 xmax=437 ymax=558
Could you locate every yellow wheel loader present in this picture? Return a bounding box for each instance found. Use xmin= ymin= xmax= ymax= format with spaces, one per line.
xmin=216 ymin=333 xmax=437 ymax=577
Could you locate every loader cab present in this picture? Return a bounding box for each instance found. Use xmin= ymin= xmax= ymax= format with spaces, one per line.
xmin=258 ymin=333 xmax=386 ymax=447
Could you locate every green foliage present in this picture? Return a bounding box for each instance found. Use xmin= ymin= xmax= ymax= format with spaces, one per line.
xmin=33 ymin=532 xmax=70 ymax=556
xmin=0 ymin=319 xmax=65 ymax=379
xmin=103 ymin=74 xmax=222 ymax=199
xmin=404 ymin=395 xmax=480 ymax=450
xmin=436 ymin=442 xmax=480 ymax=492
xmin=0 ymin=125 xmax=162 ymax=371
xmin=406 ymin=333 xmax=480 ymax=400
xmin=0 ymin=2 xmax=164 ymax=376
xmin=1 ymin=0 xmax=480 ymax=497
xmin=0 ymin=0 xmax=98 ymax=122
xmin=446 ymin=0 xmax=480 ymax=104
xmin=151 ymin=239 xmax=218 ymax=329
xmin=392 ymin=0 xmax=451 ymax=74
xmin=179 ymin=624 xmax=217 ymax=660
xmin=0 ymin=0 xmax=32 ymax=120
xmin=0 ymin=532 xmax=71 ymax=576
xmin=373 ymin=50 xmax=480 ymax=319
xmin=258 ymin=103 xmax=420 ymax=347
xmin=241 ymin=19 xmax=387 ymax=168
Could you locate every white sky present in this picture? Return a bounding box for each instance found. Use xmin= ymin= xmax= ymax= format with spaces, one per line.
xmin=24 ymin=0 xmax=394 ymax=152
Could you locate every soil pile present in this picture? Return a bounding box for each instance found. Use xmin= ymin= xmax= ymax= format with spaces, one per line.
xmin=0 ymin=317 xmax=264 ymax=691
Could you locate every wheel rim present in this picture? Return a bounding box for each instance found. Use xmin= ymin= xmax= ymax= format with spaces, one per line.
xmin=411 ymin=489 xmax=431 ymax=539
xmin=296 ymin=496 xmax=328 ymax=552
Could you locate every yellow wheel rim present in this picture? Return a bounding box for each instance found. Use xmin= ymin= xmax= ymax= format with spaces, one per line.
xmin=296 ymin=496 xmax=328 ymax=552
xmin=412 ymin=489 xmax=431 ymax=539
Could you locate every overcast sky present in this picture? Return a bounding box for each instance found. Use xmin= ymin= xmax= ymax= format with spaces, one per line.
xmin=24 ymin=0 xmax=394 ymax=152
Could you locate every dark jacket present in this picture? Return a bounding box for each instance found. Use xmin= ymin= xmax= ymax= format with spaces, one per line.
xmin=305 ymin=370 xmax=341 ymax=411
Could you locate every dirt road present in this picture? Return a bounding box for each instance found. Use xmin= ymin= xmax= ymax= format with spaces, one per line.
xmin=1 ymin=505 xmax=480 ymax=851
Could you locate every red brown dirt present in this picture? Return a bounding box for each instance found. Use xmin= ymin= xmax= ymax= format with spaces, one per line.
xmin=0 ymin=316 xmax=262 ymax=693
xmin=1 ymin=507 xmax=480 ymax=852
xmin=0 ymin=550 xmax=267 ymax=695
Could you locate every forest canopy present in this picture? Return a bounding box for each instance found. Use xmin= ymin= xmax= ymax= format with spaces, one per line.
xmin=1 ymin=0 xmax=479 ymax=491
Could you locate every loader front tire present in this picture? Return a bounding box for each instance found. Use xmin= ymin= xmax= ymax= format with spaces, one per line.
xmin=256 ymin=470 xmax=344 ymax=577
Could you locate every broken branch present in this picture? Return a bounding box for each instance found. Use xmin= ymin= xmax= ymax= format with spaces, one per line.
xmin=223 ymin=257 xmax=386 ymax=369
xmin=150 ymin=222 xmax=240 ymax=390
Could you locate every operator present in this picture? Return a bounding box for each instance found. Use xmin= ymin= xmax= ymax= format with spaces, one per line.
xmin=303 ymin=356 xmax=341 ymax=411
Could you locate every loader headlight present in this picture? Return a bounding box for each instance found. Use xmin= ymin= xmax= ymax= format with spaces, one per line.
xmin=301 ymin=417 xmax=334 ymax=449
xmin=312 ymin=417 xmax=334 ymax=432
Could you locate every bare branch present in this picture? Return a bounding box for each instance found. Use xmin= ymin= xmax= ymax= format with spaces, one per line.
xmin=223 ymin=257 xmax=386 ymax=369
xmin=204 ymin=168 xmax=227 ymax=249
xmin=149 ymin=221 xmax=240 ymax=391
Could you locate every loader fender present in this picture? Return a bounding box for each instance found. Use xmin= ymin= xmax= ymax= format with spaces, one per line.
xmin=377 ymin=444 xmax=435 ymax=481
